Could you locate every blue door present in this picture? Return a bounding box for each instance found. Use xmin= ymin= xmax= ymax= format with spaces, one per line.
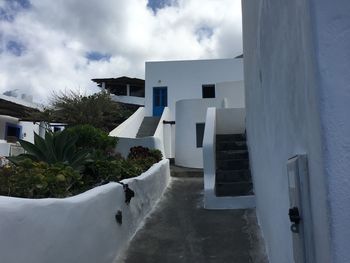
xmin=153 ymin=87 xmax=167 ymax=116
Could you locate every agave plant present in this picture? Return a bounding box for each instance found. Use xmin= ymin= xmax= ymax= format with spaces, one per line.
xmin=9 ymin=131 xmax=90 ymax=170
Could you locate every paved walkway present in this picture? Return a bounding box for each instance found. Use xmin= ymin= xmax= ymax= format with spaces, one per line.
xmin=117 ymin=178 xmax=268 ymax=263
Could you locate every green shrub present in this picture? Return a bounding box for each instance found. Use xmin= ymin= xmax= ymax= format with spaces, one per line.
xmin=0 ymin=159 xmax=82 ymax=198
xmin=64 ymin=124 xmax=117 ymax=153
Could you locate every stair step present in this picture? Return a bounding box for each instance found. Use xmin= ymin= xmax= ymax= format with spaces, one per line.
xmin=216 ymin=134 xmax=246 ymax=142
xmin=216 ymin=150 xmax=248 ymax=160
xmin=215 ymin=182 xmax=253 ymax=197
xmin=216 ymin=159 xmax=249 ymax=170
xmin=136 ymin=117 xmax=161 ymax=138
xmin=216 ymin=141 xmax=247 ymax=151
xmin=216 ymin=169 xmax=251 ymax=183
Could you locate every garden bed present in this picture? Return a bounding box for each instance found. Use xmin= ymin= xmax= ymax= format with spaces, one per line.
xmin=0 ymin=159 xmax=171 ymax=263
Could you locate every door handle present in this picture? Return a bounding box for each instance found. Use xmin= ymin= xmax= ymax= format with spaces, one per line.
xmin=289 ymin=206 xmax=301 ymax=233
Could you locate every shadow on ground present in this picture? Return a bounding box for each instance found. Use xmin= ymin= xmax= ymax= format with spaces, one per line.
xmin=116 ymin=178 xmax=268 ymax=263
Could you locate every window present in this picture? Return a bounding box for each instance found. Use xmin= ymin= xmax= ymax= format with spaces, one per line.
xmin=5 ymin=123 xmax=21 ymax=142
xmin=202 ymin=84 xmax=215 ymax=98
xmin=53 ymin=127 xmax=61 ymax=132
xmin=196 ymin=123 xmax=205 ymax=148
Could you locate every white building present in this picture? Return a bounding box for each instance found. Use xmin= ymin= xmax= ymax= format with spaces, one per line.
xmin=0 ymin=94 xmax=44 ymax=157
xmin=92 ymin=77 xmax=145 ymax=106
xmin=110 ymin=58 xmax=245 ymax=169
xmin=242 ymin=0 xmax=350 ymax=262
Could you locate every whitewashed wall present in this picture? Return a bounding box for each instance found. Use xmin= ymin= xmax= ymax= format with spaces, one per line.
xmin=0 ymin=159 xmax=171 ymax=263
xmin=154 ymin=107 xmax=173 ymax=158
xmin=175 ymin=98 xmax=225 ymax=168
xmin=111 ymin=107 xmax=169 ymax=158
xmin=20 ymin=121 xmax=40 ymax=143
xmin=145 ymin=58 xmax=243 ymax=120
xmin=241 ymin=0 xmax=350 ymax=262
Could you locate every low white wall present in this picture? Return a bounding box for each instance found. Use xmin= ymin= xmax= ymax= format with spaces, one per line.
xmin=0 ymin=159 xmax=171 ymax=263
xmin=175 ymin=98 xmax=225 ymax=168
xmin=109 ymin=107 xmax=145 ymax=138
xmin=216 ymin=108 xmax=245 ymax=135
xmin=114 ymin=108 xmax=169 ymax=158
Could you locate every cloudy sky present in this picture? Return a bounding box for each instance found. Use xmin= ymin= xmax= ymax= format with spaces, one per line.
xmin=0 ymin=0 xmax=242 ymax=103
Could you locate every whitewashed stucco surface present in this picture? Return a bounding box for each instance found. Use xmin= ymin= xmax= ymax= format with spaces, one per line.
xmin=145 ymin=58 xmax=243 ymax=120
xmin=0 ymin=159 xmax=171 ymax=263
xmin=310 ymin=1 xmax=350 ymax=262
xmin=242 ymin=0 xmax=333 ymax=262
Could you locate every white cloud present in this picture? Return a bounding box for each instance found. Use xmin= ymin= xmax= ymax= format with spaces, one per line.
xmin=0 ymin=0 xmax=242 ymax=104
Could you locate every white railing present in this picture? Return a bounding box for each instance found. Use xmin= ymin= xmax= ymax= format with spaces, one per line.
xmin=203 ymin=107 xmax=217 ymax=196
xmin=109 ymin=107 xmax=145 ymax=138
xmin=112 ymin=107 xmax=170 ymax=158
xmin=154 ymin=107 xmax=171 ymax=158
xmin=203 ymin=107 xmax=255 ymax=209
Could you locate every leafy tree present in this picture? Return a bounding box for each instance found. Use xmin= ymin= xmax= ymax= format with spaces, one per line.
xmin=30 ymin=90 xmax=137 ymax=131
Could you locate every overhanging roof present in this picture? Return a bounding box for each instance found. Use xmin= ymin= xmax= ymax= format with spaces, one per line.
xmin=0 ymin=98 xmax=40 ymax=119
xmin=91 ymin=76 xmax=145 ymax=88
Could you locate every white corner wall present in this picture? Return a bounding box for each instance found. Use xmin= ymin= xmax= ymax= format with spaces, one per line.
xmin=310 ymin=1 xmax=350 ymax=262
xmin=175 ymin=98 xmax=224 ymax=168
xmin=145 ymin=58 xmax=243 ymax=120
xmin=0 ymin=159 xmax=171 ymax=263
xmin=20 ymin=121 xmax=40 ymax=143
xmin=241 ymin=0 xmax=345 ymax=262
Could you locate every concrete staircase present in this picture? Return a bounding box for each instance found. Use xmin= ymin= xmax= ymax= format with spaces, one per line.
xmin=215 ymin=134 xmax=253 ymax=197
xmin=136 ymin=117 xmax=161 ymax=138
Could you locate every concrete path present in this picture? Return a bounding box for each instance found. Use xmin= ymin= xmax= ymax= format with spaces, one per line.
xmin=117 ymin=178 xmax=268 ymax=263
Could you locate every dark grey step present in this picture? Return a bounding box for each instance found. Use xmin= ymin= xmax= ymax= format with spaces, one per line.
xmin=136 ymin=117 xmax=161 ymax=138
xmin=216 ymin=150 xmax=248 ymax=160
xmin=215 ymin=182 xmax=253 ymax=197
xmin=216 ymin=169 xmax=251 ymax=183
xmin=216 ymin=159 xmax=250 ymax=170
xmin=216 ymin=134 xmax=246 ymax=142
xmin=170 ymin=165 xmax=203 ymax=178
xmin=216 ymin=141 xmax=247 ymax=151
